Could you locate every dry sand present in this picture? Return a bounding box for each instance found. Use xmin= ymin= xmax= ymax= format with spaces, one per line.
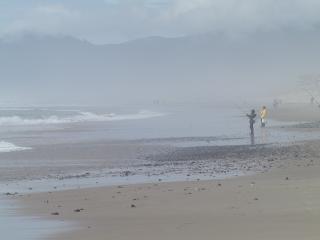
xmin=13 ymin=140 xmax=320 ymax=240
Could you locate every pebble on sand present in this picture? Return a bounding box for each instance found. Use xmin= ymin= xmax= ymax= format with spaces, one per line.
xmin=5 ymin=192 xmax=18 ymax=196
xmin=74 ymin=208 xmax=84 ymax=212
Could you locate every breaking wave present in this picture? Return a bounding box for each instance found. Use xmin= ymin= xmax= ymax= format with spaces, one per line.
xmin=0 ymin=141 xmax=31 ymax=152
xmin=0 ymin=110 xmax=166 ymax=126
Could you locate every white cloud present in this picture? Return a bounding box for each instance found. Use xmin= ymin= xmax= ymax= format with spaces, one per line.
xmin=2 ymin=4 xmax=81 ymax=37
xmin=2 ymin=0 xmax=320 ymax=43
xmin=163 ymin=0 xmax=320 ymax=35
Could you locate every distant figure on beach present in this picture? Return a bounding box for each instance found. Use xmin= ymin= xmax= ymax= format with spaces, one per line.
xmin=246 ymin=109 xmax=256 ymax=135
xmin=273 ymin=99 xmax=283 ymax=108
xmin=272 ymin=99 xmax=278 ymax=108
xmin=311 ymin=96 xmax=315 ymax=105
xmin=260 ymin=106 xmax=268 ymax=127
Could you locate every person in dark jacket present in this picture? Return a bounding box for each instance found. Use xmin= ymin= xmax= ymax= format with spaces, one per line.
xmin=247 ymin=109 xmax=256 ymax=135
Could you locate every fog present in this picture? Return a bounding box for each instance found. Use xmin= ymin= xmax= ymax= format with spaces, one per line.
xmin=1 ymin=28 xmax=320 ymax=106
xmin=2 ymin=1 xmax=320 ymax=106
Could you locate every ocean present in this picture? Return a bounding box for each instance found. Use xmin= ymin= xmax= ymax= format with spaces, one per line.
xmin=0 ymin=103 xmax=315 ymax=152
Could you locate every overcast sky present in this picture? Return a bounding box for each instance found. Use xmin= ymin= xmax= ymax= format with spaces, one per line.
xmin=1 ymin=0 xmax=320 ymax=44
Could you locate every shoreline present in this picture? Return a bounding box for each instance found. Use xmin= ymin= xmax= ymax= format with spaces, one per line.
xmin=1 ymin=138 xmax=310 ymax=195
xmin=4 ymin=137 xmax=320 ymax=240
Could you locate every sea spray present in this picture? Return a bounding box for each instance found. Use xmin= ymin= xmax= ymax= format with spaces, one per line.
xmin=0 ymin=110 xmax=166 ymax=126
xmin=0 ymin=141 xmax=31 ymax=153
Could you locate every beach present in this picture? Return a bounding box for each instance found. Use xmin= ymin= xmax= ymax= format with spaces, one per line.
xmin=2 ymin=137 xmax=318 ymax=240
xmin=14 ymin=139 xmax=320 ymax=240
xmin=3 ymin=4 xmax=320 ymax=239
xmin=1 ymin=103 xmax=320 ymax=239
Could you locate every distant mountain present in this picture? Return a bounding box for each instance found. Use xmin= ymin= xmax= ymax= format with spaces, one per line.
xmin=1 ymin=30 xmax=320 ymax=105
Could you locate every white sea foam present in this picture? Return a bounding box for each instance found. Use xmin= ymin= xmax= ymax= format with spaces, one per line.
xmin=0 ymin=110 xmax=166 ymax=126
xmin=0 ymin=141 xmax=31 ymax=152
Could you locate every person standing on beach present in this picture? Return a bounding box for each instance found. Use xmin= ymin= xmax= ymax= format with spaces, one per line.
xmin=260 ymin=106 xmax=268 ymax=127
xmin=247 ymin=109 xmax=256 ymax=135
xmin=311 ymin=96 xmax=315 ymax=105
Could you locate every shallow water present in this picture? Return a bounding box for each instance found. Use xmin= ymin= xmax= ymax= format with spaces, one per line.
xmin=0 ymin=168 xmax=248 ymax=195
xmin=0 ymin=198 xmax=70 ymax=240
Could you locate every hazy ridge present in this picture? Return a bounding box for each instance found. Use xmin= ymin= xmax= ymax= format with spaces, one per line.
xmin=1 ymin=30 xmax=320 ymax=105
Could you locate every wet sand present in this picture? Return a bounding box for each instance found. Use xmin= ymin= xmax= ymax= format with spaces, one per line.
xmin=0 ymin=138 xmax=293 ymax=184
xmin=7 ymin=138 xmax=320 ymax=240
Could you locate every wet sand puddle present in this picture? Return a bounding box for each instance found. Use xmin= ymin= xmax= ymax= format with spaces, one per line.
xmin=0 ymin=198 xmax=71 ymax=240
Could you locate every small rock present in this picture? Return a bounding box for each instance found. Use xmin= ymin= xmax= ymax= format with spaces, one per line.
xmin=51 ymin=212 xmax=59 ymax=216
xmin=5 ymin=192 xmax=18 ymax=196
xmin=131 ymin=204 xmax=136 ymax=208
xmin=74 ymin=208 xmax=84 ymax=212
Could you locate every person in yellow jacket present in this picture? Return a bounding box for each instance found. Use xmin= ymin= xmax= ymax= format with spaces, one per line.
xmin=260 ymin=106 xmax=268 ymax=127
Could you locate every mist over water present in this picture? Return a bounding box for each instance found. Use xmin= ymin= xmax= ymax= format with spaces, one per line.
xmin=0 ymin=104 xmax=316 ymax=152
